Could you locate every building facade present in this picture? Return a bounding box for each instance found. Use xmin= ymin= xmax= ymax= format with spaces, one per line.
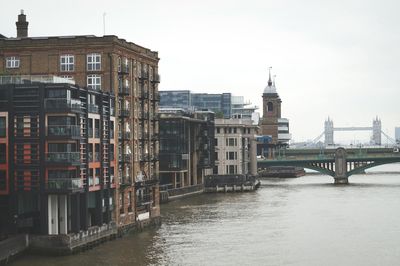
xmin=0 ymin=12 xmax=160 ymax=234
xmin=214 ymin=118 xmax=258 ymax=176
xmin=0 ymin=78 xmax=116 ymax=235
xmin=159 ymin=109 xmax=214 ymax=193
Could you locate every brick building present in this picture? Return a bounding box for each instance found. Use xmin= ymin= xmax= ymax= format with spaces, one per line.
xmin=0 ymin=12 xmax=160 ymax=235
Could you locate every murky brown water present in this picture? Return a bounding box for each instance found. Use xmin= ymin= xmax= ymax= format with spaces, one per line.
xmin=11 ymin=164 xmax=400 ymax=266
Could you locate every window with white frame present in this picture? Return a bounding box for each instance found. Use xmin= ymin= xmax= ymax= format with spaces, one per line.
xmin=87 ymin=53 xmax=101 ymax=71
xmin=87 ymin=75 xmax=101 ymax=90
xmin=6 ymin=56 xmax=20 ymax=68
xmin=60 ymin=54 xmax=74 ymax=72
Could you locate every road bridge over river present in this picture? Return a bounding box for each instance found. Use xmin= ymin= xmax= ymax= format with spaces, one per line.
xmin=257 ymin=147 xmax=400 ymax=184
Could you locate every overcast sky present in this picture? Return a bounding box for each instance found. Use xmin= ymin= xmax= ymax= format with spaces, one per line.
xmin=2 ymin=0 xmax=399 ymax=143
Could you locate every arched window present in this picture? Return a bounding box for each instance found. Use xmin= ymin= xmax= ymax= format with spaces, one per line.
xmin=267 ymin=102 xmax=273 ymax=112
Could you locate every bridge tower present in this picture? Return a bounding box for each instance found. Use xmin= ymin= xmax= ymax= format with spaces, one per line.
xmin=324 ymin=117 xmax=334 ymax=145
xmin=372 ymin=117 xmax=381 ymax=145
xmin=261 ymin=68 xmax=281 ymax=144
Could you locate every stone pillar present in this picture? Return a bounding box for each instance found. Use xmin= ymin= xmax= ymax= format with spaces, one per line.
xmin=334 ymin=147 xmax=348 ymax=184
xmin=59 ymin=195 xmax=68 ymax=234
xmin=249 ymin=137 xmax=257 ymax=176
xmin=48 ymin=195 xmax=58 ymax=235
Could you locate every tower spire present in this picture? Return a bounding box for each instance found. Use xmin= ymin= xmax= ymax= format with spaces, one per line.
xmin=268 ymin=67 xmax=272 ymax=87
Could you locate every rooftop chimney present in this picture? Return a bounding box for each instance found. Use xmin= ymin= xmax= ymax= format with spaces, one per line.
xmin=16 ymin=10 xmax=29 ymax=38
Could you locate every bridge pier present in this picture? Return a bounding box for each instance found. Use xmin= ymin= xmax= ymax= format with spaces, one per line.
xmin=334 ymin=177 xmax=348 ymax=184
xmin=334 ymin=147 xmax=348 ymax=184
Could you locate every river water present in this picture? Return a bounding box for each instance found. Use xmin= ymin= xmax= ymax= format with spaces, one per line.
xmin=12 ymin=164 xmax=400 ymax=266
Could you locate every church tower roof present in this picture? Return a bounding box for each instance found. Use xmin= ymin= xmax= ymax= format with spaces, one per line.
xmin=263 ymin=67 xmax=277 ymax=94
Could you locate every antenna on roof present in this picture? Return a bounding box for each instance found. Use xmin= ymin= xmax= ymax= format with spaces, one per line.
xmin=103 ymin=12 xmax=106 ymax=36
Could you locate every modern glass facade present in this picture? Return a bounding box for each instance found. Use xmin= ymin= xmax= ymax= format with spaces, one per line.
xmin=160 ymin=91 xmax=232 ymax=118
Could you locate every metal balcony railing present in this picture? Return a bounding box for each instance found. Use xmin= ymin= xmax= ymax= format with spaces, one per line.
xmin=118 ymin=64 xmax=130 ymax=75
xmin=47 ymin=178 xmax=83 ymax=191
xmin=88 ymin=104 xmax=99 ymax=114
xmin=120 ymin=176 xmax=132 ymax=186
xmin=136 ymin=194 xmax=152 ymax=206
xmin=151 ymin=94 xmax=160 ymax=101
xmin=119 ymin=154 xmax=132 ymax=163
xmin=47 ymin=125 xmax=81 ymax=138
xmin=118 ymin=86 xmax=130 ymax=96
xmin=46 ymin=152 xmax=80 ymax=164
xmin=119 ymin=108 xmax=130 ymax=118
xmin=152 ymin=73 xmax=160 ymax=83
xmin=44 ymin=98 xmax=81 ymax=112
xmin=140 ymin=71 xmax=149 ymax=79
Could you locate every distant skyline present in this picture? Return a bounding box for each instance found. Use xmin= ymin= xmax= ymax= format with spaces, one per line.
xmin=1 ymin=0 xmax=399 ymax=142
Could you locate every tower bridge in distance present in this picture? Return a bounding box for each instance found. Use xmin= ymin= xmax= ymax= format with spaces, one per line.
xmin=257 ymin=147 xmax=400 ymax=184
xmin=310 ymin=117 xmax=397 ymax=146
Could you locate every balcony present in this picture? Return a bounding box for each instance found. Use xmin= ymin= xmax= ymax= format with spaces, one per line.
xmin=119 ymin=108 xmax=130 ymax=118
xmin=140 ymin=71 xmax=149 ymax=80
xmin=139 ymin=113 xmax=149 ymax=120
xmin=47 ymin=178 xmax=83 ymax=192
xmin=44 ymin=98 xmax=81 ymax=113
xmin=88 ymin=176 xmax=100 ymax=186
xmin=47 ymin=125 xmax=81 ymax=139
xmin=136 ymin=194 xmax=152 ymax=207
xmin=120 ymin=176 xmax=132 ymax=186
xmin=151 ymin=73 xmax=160 ymax=83
xmin=118 ymin=86 xmax=130 ymax=96
xmin=119 ymin=154 xmax=132 ymax=164
xmin=139 ymin=91 xmax=149 ymax=100
xmin=140 ymin=133 xmax=149 ymax=141
xmin=118 ymin=64 xmax=130 ymax=75
xmin=150 ymin=113 xmax=159 ymax=121
xmin=88 ymin=104 xmax=99 ymax=114
xmin=140 ymin=154 xmax=150 ymax=162
xmin=151 ymin=94 xmax=160 ymax=102
xmin=151 ymin=155 xmax=159 ymax=161
xmin=46 ymin=152 xmax=80 ymax=165
xmin=119 ymin=131 xmax=131 ymax=141
xmin=151 ymin=133 xmax=159 ymax=141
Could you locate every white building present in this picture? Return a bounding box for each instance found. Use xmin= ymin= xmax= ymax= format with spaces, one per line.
xmin=214 ymin=118 xmax=259 ymax=175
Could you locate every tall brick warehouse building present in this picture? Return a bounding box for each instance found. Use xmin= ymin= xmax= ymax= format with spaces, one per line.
xmin=0 ymin=12 xmax=160 ymax=237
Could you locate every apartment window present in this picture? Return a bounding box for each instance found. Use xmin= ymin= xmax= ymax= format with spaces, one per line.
xmin=87 ymin=75 xmax=101 ymax=90
xmin=216 ymin=127 xmax=220 ymax=134
xmin=226 ymin=152 xmax=237 ymax=160
xmin=226 ymin=165 xmax=236 ymax=174
xmin=215 ymin=138 xmax=218 ymax=146
xmin=6 ymin=56 xmax=20 ymax=68
xmin=60 ymin=55 xmax=74 ymax=72
xmin=0 ymin=170 xmax=6 ymax=190
xmin=87 ymin=53 xmax=101 ymax=71
xmin=0 ymin=144 xmax=5 ymax=163
xmin=226 ymin=138 xmax=237 ymax=146
xmin=0 ymin=117 xmax=6 ymax=137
